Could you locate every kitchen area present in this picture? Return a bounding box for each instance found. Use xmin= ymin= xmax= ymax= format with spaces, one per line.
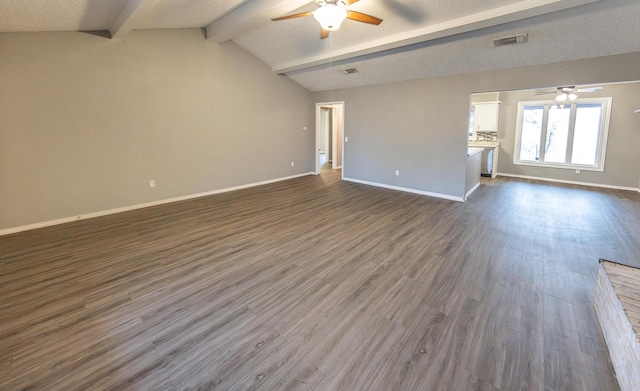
xmin=466 ymin=92 xmax=501 ymax=198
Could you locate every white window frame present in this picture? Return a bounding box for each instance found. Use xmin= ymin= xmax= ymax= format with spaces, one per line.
xmin=513 ymin=97 xmax=612 ymax=172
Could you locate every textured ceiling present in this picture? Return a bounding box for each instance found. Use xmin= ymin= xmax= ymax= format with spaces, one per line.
xmin=0 ymin=0 xmax=129 ymax=32
xmin=134 ymin=0 xmax=243 ymax=30
xmin=283 ymin=0 xmax=640 ymax=91
xmin=0 ymin=0 xmax=639 ymax=92
xmin=233 ymin=0 xmax=517 ymax=67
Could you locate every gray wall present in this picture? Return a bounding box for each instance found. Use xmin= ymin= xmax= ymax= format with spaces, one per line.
xmin=0 ymin=29 xmax=315 ymax=231
xmin=494 ymin=83 xmax=640 ymax=188
xmin=315 ymin=76 xmax=467 ymax=197
xmin=313 ymin=52 xmax=640 ymax=198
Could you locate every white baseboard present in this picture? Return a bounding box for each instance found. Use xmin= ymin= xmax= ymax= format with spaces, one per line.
xmin=465 ymin=182 xmax=481 ymax=199
xmin=497 ymin=173 xmax=640 ymax=192
xmin=0 ymin=172 xmax=314 ymax=236
xmin=342 ymin=177 xmax=464 ymax=202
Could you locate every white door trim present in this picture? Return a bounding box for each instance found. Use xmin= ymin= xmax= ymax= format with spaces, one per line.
xmin=331 ymin=107 xmax=338 ymax=170
xmin=315 ymin=101 xmax=345 ymax=178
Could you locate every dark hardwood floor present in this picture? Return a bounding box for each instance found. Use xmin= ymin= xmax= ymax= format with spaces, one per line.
xmin=1 ymin=168 xmax=639 ymax=390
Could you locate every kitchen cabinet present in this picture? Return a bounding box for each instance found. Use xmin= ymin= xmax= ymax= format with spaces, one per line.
xmin=473 ymin=102 xmax=500 ymax=133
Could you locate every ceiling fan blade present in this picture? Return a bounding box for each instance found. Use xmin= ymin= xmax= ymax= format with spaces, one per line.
xmin=321 ymin=28 xmax=329 ymax=39
xmin=346 ymin=11 xmax=383 ymax=25
xmin=271 ymin=11 xmax=313 ymax=21
xmin=534 ymin=90 xmax=558 ymax=95
xmin=575 ymin=87 xmax=603 ymax=92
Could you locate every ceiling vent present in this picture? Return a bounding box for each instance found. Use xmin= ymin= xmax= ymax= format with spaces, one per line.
xmin=493 ymin=33 xmax=528 ymax=47
xmin=342 ymin=67 xmax=358 ymax=75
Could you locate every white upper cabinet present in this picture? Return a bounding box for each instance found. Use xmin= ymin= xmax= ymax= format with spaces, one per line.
xmin=473 ymin=102 xmax=500 ymax=132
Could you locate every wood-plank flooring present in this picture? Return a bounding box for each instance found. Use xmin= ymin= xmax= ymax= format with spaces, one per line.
xmin=2 ymin=169 xmax=640 ymax=390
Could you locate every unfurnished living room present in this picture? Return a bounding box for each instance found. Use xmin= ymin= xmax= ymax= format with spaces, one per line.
xmin=2 ymin=0 xmax=640 ymax=390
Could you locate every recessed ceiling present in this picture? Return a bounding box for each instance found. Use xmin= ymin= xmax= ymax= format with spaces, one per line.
xmin=1 ymin=0 xmax=639 ymax=91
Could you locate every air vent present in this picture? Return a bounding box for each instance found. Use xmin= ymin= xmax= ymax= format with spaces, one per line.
xmin=342 ymin=67 xmax=358 ymax=75
xmin=493 ymin=33 xmax=528 ymax=47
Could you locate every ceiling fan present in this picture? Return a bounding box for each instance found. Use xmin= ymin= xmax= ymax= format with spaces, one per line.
xmin=271 ymin=0 xmax=383 ymax=39
xmin=534 ymin=86 xmax=603 ymax=102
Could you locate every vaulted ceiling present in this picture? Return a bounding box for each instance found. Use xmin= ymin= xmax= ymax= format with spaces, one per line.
xmin=1 ymin=0 xmax=639 ymax=91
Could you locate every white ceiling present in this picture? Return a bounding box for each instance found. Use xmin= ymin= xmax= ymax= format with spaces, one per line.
xmin=1 ymin=0 xmax=639 ymax=91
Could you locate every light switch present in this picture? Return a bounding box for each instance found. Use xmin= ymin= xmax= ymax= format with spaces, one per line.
xmin=345 ymin=137 xmax=349 ymax=142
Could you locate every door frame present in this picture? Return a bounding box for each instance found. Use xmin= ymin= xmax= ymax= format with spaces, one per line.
xmin=315 ymin=101 xmax=345 ymax=177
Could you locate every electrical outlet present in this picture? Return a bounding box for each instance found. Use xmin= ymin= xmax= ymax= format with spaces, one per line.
xmin=291 ymin=162 xmax=294 ymax=167
xmin=575 ymin=169 xmax=580 ymax=174
xmin=395 ymin=170 xmax=400 ymax=176
xmin=149 ymin=180 xmax=156 ymax=188
xmin=345 ymin=137 xmax=349 ymax=142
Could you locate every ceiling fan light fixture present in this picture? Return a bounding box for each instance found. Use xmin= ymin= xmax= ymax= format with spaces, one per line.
xmin=568 ymin=93 xmax=578 ymax=101
xmin=555 ymin=93 xmax=568 ymax=102
xmin=313 ymin=4 xmax=347 ymax=31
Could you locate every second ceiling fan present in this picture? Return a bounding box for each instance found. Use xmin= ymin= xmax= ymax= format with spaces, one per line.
xmin=271 ymin=0 xmax=383 ymax=39
xmin=534 ymin=86 xmax=603 ymax=102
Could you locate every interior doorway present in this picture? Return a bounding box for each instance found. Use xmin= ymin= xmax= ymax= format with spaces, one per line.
xmin=315 ymin=101 xmax=345 ymax=176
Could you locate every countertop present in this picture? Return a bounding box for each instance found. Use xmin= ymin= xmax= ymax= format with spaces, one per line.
xmin=469 ymin=140 xmax=500 ymax=148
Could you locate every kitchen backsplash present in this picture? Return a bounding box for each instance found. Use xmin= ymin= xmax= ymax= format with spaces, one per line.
xmin=472 ymin=131 xmax=498 ymax=141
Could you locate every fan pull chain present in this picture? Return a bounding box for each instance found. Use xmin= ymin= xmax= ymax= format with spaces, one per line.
xmin=329 ymin=33 xmax=332 ymax=78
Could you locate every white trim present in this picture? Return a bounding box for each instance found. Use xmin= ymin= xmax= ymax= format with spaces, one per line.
xmin=334 ymin=166 xmax=343 ymax=169
xmin=315 ymin=101 xmax=345 ymax=176
xmin=497 ymin=173 xmax=639 ymax=192
xmin=465 ymin=182 xmax=481 ymax=199
xmin=513 ymin=97 xmax=612 ymax=172
xmin=315 ymin=106 xmax=325 ymax=174
xmin=343 ymin=177 xmax=465 ymax=202
xmin=341 ymin=105 xmax=345 ymax=181
xmin=0 ymin=173 xmax=314 ymax=237
xmin=331 ymin=107 xmax=338 ymax=170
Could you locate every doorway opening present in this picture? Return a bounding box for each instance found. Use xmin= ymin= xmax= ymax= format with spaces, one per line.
xmin=315 ymin=102 xmax=345 ymax=177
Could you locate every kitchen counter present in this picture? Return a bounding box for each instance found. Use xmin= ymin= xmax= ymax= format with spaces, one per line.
xmin=469 ymin=140 xmax=500 ymax=148
xmin=468 ymin=141 xmax=500 ymax=178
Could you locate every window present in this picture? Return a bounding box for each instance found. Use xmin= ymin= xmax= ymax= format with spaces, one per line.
xmin=513 ymin=98 xmax=612 ymax=171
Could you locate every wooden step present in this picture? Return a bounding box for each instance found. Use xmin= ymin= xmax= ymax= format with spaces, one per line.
xmin=595 ymin=259 xmax=640 ymax=391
